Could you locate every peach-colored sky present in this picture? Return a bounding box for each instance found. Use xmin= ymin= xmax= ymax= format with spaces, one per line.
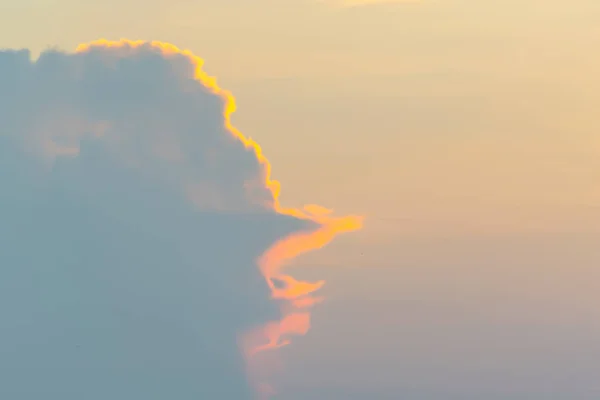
xmin=4 ymin=0 xmax=595 ymax=239
xmin=2 ymin=1 xmax=600 ymax=397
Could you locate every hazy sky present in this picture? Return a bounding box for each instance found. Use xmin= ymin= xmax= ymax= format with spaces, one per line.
xmin=2 ymin=1 xmax=600 ymax=399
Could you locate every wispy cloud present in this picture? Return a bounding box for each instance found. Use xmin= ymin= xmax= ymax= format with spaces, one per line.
xmin=324 ymin=0 xmax=420 ymax=7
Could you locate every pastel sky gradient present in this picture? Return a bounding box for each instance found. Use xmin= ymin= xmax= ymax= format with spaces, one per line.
xmin=2 ymin=0 xmax=600 ymax=398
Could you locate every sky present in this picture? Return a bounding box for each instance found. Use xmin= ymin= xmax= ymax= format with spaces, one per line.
xmin=1 ymin=0 xmax=600 ymax=399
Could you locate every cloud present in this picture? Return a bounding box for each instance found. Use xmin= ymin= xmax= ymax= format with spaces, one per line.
xmin=0 ymin=39 xmax=362 ymax=399
xmin=322 ymin=0 xmax=419 ymax=7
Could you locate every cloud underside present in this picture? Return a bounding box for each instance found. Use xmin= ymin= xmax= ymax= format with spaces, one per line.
xmin=0 ymin=39 xmax=361 ymax=399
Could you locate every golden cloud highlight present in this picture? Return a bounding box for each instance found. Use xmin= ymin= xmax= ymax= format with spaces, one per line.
xmin=75 ymin=39 xmax=363 ymax=397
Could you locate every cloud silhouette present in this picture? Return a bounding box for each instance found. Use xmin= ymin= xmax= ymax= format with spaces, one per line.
xmin=0 ymin=39 xmax=362 ymax=399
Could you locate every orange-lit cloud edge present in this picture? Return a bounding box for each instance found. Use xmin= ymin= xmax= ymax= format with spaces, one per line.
xmin=75 ymin=39 xmax=364 ymax=396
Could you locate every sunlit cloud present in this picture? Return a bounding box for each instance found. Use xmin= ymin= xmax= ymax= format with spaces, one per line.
xmin=0 ymin=39 xmax=362 ymax=399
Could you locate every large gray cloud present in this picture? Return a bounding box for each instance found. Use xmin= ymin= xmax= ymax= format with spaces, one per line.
xmin=0 ymin=40 xmax=361 ymax=399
